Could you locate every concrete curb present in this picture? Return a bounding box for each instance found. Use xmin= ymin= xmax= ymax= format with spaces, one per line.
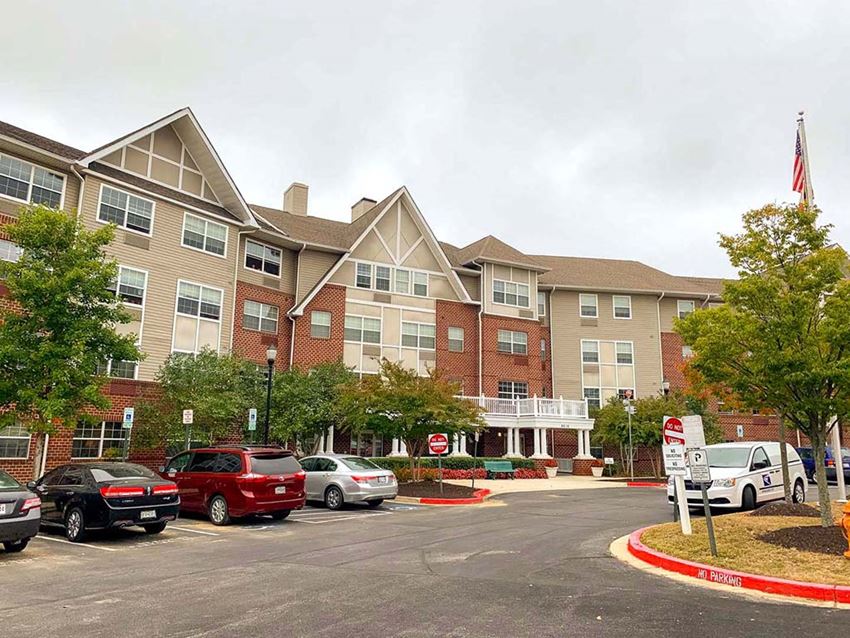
xmin=627 ymin=527 xmax=850 ymax=604
xmin=397 ymin=488 xmax=492 ymax=506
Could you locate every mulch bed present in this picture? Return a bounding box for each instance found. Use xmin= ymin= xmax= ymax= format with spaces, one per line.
xmin=397 ymin=481 xmax=478 ymax=499
xmin=749 ymin=502 xmax=821 ymax=518
xmin=758 ymin=525 xmax=847 ymax=555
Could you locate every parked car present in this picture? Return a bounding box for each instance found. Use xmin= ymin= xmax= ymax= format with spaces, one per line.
xmin=666 ymin=442 xmax=806 ymax=510
xmin=32 ymin=463 xmax=179 ymax=542
xmin=160 ymin=445 xmax=306 ymax=525
xmin=299 ymin=454 xmax=397 ymax=510
xmin=795 ymin=445 xmax=850 ymax=484
xmin=0 ymin=469 xmax=41 ymax=553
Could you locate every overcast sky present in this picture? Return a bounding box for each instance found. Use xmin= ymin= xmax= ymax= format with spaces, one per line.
xmin=3 ymin=1 xmax=848 ymax=277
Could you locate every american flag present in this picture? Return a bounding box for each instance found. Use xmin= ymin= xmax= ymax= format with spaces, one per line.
xmin=792 ymin=128 xmax=807 ymax=200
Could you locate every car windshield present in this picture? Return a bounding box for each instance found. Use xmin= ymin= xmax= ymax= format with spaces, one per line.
xmin=90 ymin=464 xmax=157 ymax=483
xmin=0 ymin=470 xmax=21 ymax=490
xmin=706 ymin=447 xmax=751 ymax=468
xmin=340 ymin=456 xmax=380 ymax=471
xmin=250 ymin=454 xmax=301 ymax=475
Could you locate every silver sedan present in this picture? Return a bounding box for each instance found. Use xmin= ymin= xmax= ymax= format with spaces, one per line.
xmin=299 ymin=454 xmax=397 ymax=510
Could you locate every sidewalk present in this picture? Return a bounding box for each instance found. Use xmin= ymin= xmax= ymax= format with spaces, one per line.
xmin=444 ymin=474 xmax=625 ymax=495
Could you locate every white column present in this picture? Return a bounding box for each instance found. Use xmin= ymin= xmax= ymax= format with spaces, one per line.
xmin=450 ymin=433 xmax=460 ymax=456
xmin=504 ymin=428 xmax=514 ymax=457
xmin=531 ymin=429 xmax=541 ymax=458
xmin=584 ymin=431 xmax=592 ymax=457
xmin=541 ymin=429 xmax=549 ymax=457
xmin=399 ymin=439 xmax=408 ymax=456
xmin=390 ymin=438 xmax=399 ymax=455
xmin=576 ymin=430 xmax=585 ymax=457
xmin=460 ymin=434 xmax=468 ymax=455
xmin=514 ymin=428 xmax=523 ymax=458
xmin=316 ymin=432 xmax=325 ymax=454
xmin=326 ymin=426 xmax=334 ymax=454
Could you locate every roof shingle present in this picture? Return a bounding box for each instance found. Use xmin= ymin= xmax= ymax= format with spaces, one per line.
xmin=0 ymin=121 xmax=86 ymax=160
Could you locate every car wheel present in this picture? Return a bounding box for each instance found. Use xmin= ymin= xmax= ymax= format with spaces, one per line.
xmin=792 ymin=479 xmax=805 ymax=504
xmin=741 ymin=485 xmax=756 ymax=511
xmin=65 ymin=507 xmax=86 ymax=542
xmin=143 ymin=522 xmax=168 ymax=534
xmin=208 ymin=495 xmax=230 ymax=526
xmin=324 ymin=485 xmax=344 ymax=510
xmin=367 ymin=499 xmax=384 ymax=508
xmin=2 ymin=539 xmax=29 ymax=553
xmin=270 ymin=510 xmax=291 ymax=521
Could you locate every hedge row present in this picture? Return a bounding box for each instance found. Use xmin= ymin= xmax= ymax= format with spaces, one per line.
xmin=369 ymin=456 xmax=536 ymax=471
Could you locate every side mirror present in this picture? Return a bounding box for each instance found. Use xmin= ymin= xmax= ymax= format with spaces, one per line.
xmin=26 ymin=481 xmax=36 ymax=490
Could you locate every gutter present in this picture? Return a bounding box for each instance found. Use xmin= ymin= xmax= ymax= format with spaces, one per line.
xmin=229 ymin=228 xmax=259 ymax=352
xmin=69 ymin=165 xmax=86 ymax=219
xmin=474 ymin=260 xmax=485 ymax=396
xmin=656 ymin=291 xmax=665 ymax=390
xmin=290 ymin=243 xmax=307 ymax=369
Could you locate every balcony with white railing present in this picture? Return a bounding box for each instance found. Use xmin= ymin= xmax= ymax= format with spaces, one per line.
xmin=456 ymin=395 xmax=592 ymax=429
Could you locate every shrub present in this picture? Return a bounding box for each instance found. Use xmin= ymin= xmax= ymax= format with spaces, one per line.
xmin=394 ymin=467 xmax=439 ymax=483
xmin=369 ymin=456 xmax=536 ymax=471
xmin=515 ymin=468 xmax=548 ymax=479
xmin=441 ymin=468 xmax=487 ymax=480
xmin=543 ymin=458 xmax=558 ymax=468
xmin=590 ymin=458 xmax=604 ymax=468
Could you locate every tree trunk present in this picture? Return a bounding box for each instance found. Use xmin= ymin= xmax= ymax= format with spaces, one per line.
xmin=778 ymin=415 xmax=792 ymax=504
xmin=812 ymin=430 xmax=833 ymax=528
xmin=31 ymin=432 xmax=46 ymax=481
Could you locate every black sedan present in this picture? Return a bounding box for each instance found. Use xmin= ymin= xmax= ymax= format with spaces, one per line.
xmin=31 ymin=462 xmax=180 ymax=542
xmin=0 ymin=469 xmax=41 ymax=553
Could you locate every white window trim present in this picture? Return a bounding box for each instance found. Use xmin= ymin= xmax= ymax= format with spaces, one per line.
xmin=353 ymin=261 xmax=430 ymax=298
xmin=310 ymin=310 xmax=332 ymax=339
xmin=243 ymin=238 xmax=282 ymax=279
xmin=579 ymin=293 xmax=598 ymax=318
xmin=612 ymin=295 xmax=632 ymax=320
xmin=0 ymin=152 xmax=66 ymax=209
xmin=537 ymin=291 xmax=546 ymax=316
xmin=497 ymin=329 xmax=528 ymax=355
xmin=343 ymin=314 xmax=382 ymax=344
xmin=181 ymin=212 xmax=229 ymax=259
xmin=114 ymin=265 xmax=148 ymax=308
xmin=448 ymin=326 xmax=465 ymax=353
xmin=96 ymin=183 xmax=156 ymax=237
xmin=98 ymin=359 xmax=139 ymax=381
xmin=497 ymin=380 xmax=529 ymax=400
xmin=401 ymin=321 xmax=437 ymax=350
xmin=678 ymin=299 xmax=696 ymax=319
xmin=0 ymin=425 xmax=31 ymax=460
xmin=242 ymin=299 xmax=279 ymax=334
xmin=171 ymin=279 xmax=225 ymax=354
xmin=71 ymin=421 xmax=125 ymax=460
xmin=580 ymin=338 xmax=636 ymax=407
xmin=492 ymin=278 xmax=531 ymax=309
xmin=0 ymin=238 xmax=23 ymax=263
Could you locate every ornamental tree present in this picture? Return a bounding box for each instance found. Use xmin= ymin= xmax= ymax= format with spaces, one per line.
xmin=340 ymin=360 xmax=485 ymax=478
xmin=0 ymin=205 xmax=142 ymax=474
xmin=677 ymin=202 xmax=850 ymax=527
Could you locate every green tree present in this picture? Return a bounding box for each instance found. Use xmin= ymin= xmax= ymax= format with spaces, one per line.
xmin=677 ymin=203 xmax=850 ymax=527
xmin=0 ymin=205 xmax=142 ymax=475
xmin=134 ymin=350 xmax=264 ymax=451
xmin=266 ymin=361 xmax=356 ymax=449
xmin=340 ymin=360 xmax=485 ymax=478
xmin=592 ymin=393 xmax=721 ymax=478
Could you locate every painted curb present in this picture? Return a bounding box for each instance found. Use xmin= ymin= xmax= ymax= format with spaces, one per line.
xmin=416 ymin=488 xmax=492 ymax=505
xmin=627 ymin=527 xmax=850 ymax=604
xmin=626 ymin=482 xmax=666 ymax=488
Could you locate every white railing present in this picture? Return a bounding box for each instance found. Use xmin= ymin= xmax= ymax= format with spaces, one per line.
xmin=457 ymin=395 xmax=589 ymax=419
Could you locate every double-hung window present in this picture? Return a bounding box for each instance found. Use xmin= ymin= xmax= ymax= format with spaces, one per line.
xmin=537 ymin=291 xmax=546 ymax=316
xmin=497 ymin=329 xmax=527 ymax=355
xmin=581 ymin=340 xmax=599 ymax=363
xmin=0 ymin=153 xmax=64 ymax=208
xmin=616 ymin=342 xmax=633 ymax=364
xmin=413 ymin=272 xmax=428 ymax=296
xmin=498 ymin=381 xmax=528 ymax=400
xmin=402 ymin=322 xmax=436 ymax=349
xmin=613 ymin=295 xmax=631 ymax=319
xmin=493 ymin=280 xmax=530 ymax=308
xmin=583 ymin=388 xmax=601 ymax=410
xmin=244 ymin=239 xmax=281 ymax=276
xmin=678 ymin=300 xmax=695 ymax=319
xmin=0 ymin=238 xmax=23 ymax=263
xmin=96 ymin=359 xmax=137 ymax=380
xmin=394 ymin=269 xmax=410 ymax=294
xmin=310 ymin=311 xmax=331 ymax=338
xmin=71 ymin=422 xmax=124 ymax=459
xmin=98 ymin=185 xmax=153 ymax=235
xmin=448 ymin=327 xmax=465 ymax=352
xmin=108 ymin=266 xmax=147 ymax=307
xmin=0 ymin=424 xmax=31 ymax=459
xmin=375 ymin=266 xmax=391 ymax=291
xmin=344 ymin=316 xmax=381 ymax=343
xmin=243 ymin=300 xmax=279 ymax=333
xmin=579 ymin=293 xmax=598 ymax=318
xmin=356 ymin=263 xmax=373 ymax=288
xmin=173 ymin=281 xmax=223 ymax=354
xmin=182 ymin=213 xmax=227 ymax=256
xmin=355 ymin=262 xmax=428 ymax=296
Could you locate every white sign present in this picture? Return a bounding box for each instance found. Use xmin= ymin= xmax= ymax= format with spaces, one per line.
xmin=736 ymin=424 xmax=744 ymax=438
xmin=682 ymin=415 xmax=706 ymax=450
xmin=687 ymin=448 xmax=712 ymax=483
xmin=248 ymin=408 xmax=257 ymax=431
xmin=604 ymin=457 xmax=615 ymax=466
xmin=182 ymin=409 xmax=194 ymax=425
xmin=122 ymin=407 xmax=134 ymax=429
xmin=663 ymin=444 xmax=686 ymax=476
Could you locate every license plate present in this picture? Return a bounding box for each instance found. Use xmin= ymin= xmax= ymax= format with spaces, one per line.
xmin=140 ymin=510 xmax=156 ymax=520
xmin=0 ymin=504 xmax=6 ymax=515
xmin=275 ymin=486 xmax=286 ymax=495
xmin=378 ymin=476 xmax=388 ymax=484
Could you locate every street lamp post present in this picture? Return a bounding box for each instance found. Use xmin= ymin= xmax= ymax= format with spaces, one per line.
xmin=263 ymin=345 xmax=277 ymax=445
xmin=623 ymin=390 xmax=635 ymax=480
xmin=662 ymin=379 xmax=670 ymax=396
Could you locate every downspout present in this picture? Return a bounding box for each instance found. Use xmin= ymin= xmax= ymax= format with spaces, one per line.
xmin=229 ymin=229 xmax=257 ymax=353
xmin=289 ymin=243 xmax=307 ymax=370
xmin=70 ymin=165 xmax=85 ymax=219
xmin=702 ymin=293 xmax=711 ymax=308
xmin=474 ymin=261 xmax=485 ymax=396
xmin=656 ymin=291 xmax=665 ymax=390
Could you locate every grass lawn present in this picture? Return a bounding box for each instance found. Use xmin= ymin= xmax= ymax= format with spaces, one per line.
xmin=641 ymin=503 xmax=850 ymax=586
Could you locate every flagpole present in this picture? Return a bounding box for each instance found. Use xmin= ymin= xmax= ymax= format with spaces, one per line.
xmin=797 ymin=111 xmax=814 ymax=204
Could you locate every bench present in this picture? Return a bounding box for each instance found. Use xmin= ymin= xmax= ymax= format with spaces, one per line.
xmin=483 ymin=460 xmax=515 ymax=480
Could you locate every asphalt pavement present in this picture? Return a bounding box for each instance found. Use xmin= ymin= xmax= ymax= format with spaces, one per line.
xmin=1 ymin=490 xmax=847 ymax=637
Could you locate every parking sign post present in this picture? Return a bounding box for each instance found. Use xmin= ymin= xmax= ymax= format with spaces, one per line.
xmin=428 ymin=433 xmax=449 ymax=496
xmin=688 ymin=447 xmax=717 ymax=556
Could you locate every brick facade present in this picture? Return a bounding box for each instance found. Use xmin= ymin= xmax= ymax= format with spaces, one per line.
xmin=291 ymin=284 xmax=346 ymax=369
xmin=481 ymin=314 xmax=550 ymax=399
xmin=231 ymin=280 xmax=295 ymax=370
xmin=435 ymin=299 xmax=479 ymax=396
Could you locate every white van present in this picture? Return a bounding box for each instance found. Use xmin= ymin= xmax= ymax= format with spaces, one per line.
xmin=666 ymin=442 xmax=806 ymax=510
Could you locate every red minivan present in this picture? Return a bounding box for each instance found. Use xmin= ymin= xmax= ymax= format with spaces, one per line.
xmin=159 ymin=445 xmax=306 ymax=525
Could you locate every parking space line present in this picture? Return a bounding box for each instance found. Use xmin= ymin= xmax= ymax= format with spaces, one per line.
xmin=290 ymin=512 xmax=391 ymax=525
xmin=34 ymin=535 xmax=118 ymax=552
xmin=169 ymin=525 xmax=220 ymax=536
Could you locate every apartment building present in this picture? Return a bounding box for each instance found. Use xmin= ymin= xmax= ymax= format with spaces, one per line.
xmin=0 ymin=108 xmax=773 ymax=480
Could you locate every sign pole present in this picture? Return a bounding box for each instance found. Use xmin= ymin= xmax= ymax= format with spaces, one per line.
xmin=700 ymin=483 xmax=718 ymax=556
xmin=471 ymin=431 xmax=480 ymax=491
xmin=438 ymin=452 xmax=443 ymax=495
xmin=672 ymin=479 xmax=679 ymax=522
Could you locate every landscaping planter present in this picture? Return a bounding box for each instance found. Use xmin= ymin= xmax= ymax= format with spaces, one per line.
xmin=591 ymin=466 xmax=604 ymax=477
xmin=545 ymin=466 xmax=558 ymax=479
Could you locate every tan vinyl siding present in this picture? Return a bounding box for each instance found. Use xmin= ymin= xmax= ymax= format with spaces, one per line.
xmin=550 ymin=290 xmax=663 ymax=401
xmin=298 ymin=249 xmax=340 ymax=301
xmin=482 ymin=262 xmax=537 ymax=319
xmin=236 ymin=235 xmax=297 ymax=295
xmin=78 ymin=175 xmax=239 ymax=381
xmin=0 ymin=141 xmax=80 ymax=218
xmin=458 ymin=274 xmax=480 ymax=301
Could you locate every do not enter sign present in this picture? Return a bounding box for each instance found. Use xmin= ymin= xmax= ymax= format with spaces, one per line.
xmin=663 ymin=416 xmax=685 ymax=446
xmin=428 ymin=433 xmax=449 ymax=455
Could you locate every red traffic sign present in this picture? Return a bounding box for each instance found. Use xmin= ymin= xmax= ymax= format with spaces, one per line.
xmin=428 ymin=433 xmax=449 ymax=455
xmin=663 ymin=416 xmax=686 ymax=445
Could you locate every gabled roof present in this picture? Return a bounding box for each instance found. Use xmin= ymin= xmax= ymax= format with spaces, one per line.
xmin=454 ymin=235 xmax=549 ymax=272
xmin=534 ymin=254 xmax=722 ymax=296
xmin=0 ymin=120 xmax=86 ymax=160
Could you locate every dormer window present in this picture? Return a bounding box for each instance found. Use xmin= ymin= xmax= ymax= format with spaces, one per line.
xmin=493 ymin=279 xmax=529 ymax=308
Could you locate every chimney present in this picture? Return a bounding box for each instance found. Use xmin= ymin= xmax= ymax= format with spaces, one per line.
xmin=283 ymin=182 xmax=309 ymax=216
xmin=351 ymin=197 xmax=377 ymax=222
